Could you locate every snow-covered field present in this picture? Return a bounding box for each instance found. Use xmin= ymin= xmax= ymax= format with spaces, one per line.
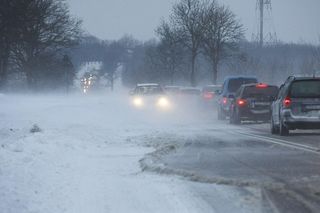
xmin=0 ymin=93 xmax=263 ymax=213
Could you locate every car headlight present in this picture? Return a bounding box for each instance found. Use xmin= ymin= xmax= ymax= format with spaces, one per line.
xmin=133 ymin=97 xmax=144 ymax=107
xmin=157 ymin=97 xmax=170 ymax=108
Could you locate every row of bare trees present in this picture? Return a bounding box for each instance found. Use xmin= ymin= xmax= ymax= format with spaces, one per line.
xmin=0 ymin=0 xmax=81 ymax=91
xmin=153 ymin=0 xmax=244 ymax=86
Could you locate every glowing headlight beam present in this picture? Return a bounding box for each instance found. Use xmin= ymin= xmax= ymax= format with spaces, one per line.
xmin=157 ymin=97 xmax=170 ymax=109
xmin=133 ymin=97 xmax=144 ymax=107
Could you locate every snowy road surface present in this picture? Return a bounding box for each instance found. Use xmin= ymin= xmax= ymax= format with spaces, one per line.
xmin=1 ymin=94 xmax=319 ymax=212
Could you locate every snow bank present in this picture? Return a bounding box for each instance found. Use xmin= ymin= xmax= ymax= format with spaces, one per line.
xmin=0 ymin=93 xmax=215 ymax=213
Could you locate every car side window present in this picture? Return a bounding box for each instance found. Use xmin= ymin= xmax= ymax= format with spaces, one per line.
xmin=222 ymin=82 xmax=226 ymax=94
xmin=277 ymin=84 xmax=285 ymax=100
xmin=235 ymin=87 xmax=242 ymax=98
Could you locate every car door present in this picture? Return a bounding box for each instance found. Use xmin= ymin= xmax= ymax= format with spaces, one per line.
xmin=272 ymin=84 xmax=285 ymax=125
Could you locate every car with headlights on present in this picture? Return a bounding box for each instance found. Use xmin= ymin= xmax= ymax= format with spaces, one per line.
xmin=229 ymin=83 xmax=279 ymax=124
xmin=271 ymin=76 xmax=320 ymax=136
xmin=130 ymin=83 xmax=171 ymax=110
xmin=164 ymin=86 xmax=181 ymax=96
xmin=177 ymin=87 xmax=201 ymax=109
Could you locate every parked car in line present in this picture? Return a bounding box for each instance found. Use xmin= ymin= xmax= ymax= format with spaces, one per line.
xmin=164 ymin=86 xmax=181 ymax=96
xmin=178 ymin=87 xmax=201 ymax=108
xmin=201 ymin=85 xmax=222 ymax=107
xmin=271 ymin=76 xmax=320 ymax=136
xmin=217 ymin=76 xmax=258 ymax=120
xmin=179 ymin=87 xmax=201 ymax=96
xmin=130 ymin=83 xmax=171 ymax=110
xmin=229 ymin=83 xmax=279 ymax=124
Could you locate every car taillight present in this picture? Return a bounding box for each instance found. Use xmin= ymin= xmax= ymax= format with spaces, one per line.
xmin=256 ymin=83 xmax=268 ymax=88
xmin=203 ymin=92 xmax=213 ymax=99
xmin=222 ymin=97 xmax=227 ymax=105
xmin=283 ymin=97 xmax=291 ymax=108
xmin=237 ymin=98 xmax=247 ymax=107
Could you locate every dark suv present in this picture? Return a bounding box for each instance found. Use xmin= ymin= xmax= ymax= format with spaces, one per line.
xmin=217 ymin=76 xmax=258 ymax=120
xmin=271 ymin=76 xmax=320 ymax=136
xmin=230 ymin=83 xmax=279 ymax=124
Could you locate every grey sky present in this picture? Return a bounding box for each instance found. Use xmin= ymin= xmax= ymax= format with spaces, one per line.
xmin=67 ymin=0 xmax=320 ymax=43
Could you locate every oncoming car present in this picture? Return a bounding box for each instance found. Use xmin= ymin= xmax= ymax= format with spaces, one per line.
xmin=130 ymin=83 xmax=171 ymax=110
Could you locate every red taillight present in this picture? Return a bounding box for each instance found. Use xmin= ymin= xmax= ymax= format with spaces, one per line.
xmin=222 ymin=97 xmax=227 ymax=105
xmin=237 ymin=98 xmax=247 ymax=107
xmin=283 ymin=97 xmax=291 ymax=108
xmin=256 ymin=83 xmax=268 ymax=88
xmin=203 ymin=92 xmax=213 ymax=99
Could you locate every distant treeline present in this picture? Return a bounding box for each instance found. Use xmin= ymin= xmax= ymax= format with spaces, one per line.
xmin=70 ymin=0 xmax=319 ymax=89
xmin=70 ymin=35 xmax=320 ymax=88
xmin=1 ymin=0 xmax=319 ymax=92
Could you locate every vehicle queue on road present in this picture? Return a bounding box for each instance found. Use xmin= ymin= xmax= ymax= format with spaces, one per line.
xmin=130 ymin=75 xmax=320 ymax=136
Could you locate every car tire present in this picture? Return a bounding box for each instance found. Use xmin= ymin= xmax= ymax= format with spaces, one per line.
xmin=270 ymin=115 xmax=279 ymax=134
xmin=218 ymin=107 xmax=226 ymax=120
xmin=279 ymin=117 xmax=289 ymax=136
xmin=229 ymin=110 xmax=235 ymax=124
xmin=232 ymin=108 xmax=241 ymax=125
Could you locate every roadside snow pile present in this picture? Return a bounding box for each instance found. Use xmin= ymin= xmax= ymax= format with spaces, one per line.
xmin=30 ymin=124 xmax=42 ymax=133
xmin=0 ymin=94 xmax=216 ymax=213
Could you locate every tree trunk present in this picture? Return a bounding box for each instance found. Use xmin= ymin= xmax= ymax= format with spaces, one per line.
xmin=110 ymin=77 xmax=114 ymax=91
xmin=0 ymin=59 xmax=8 ymax=90
xmin=25 ymin=66 xmax=35 ymax=90
xmin=212 ymin=60 xmax=218 ymax=84
xmin=190 ymin=53 xmax=196 ymax=87
xmin=170 ymin=63 xmax=175 ymax=85
xmin=0 ymin=48 xmax=10 ymax=90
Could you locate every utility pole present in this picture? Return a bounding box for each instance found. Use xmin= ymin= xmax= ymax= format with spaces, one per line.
xmin=253 ymin=0 xmax=277 ymax=47
xmin=259 ymin=0 xmax=264 ymax=47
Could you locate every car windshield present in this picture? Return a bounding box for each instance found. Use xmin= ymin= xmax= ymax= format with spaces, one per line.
xmin=242 ymin=86 xmax=278 ymax=99
xmin=290 ymin=80 xmax=320 ymax=98
xmin=228 ymin=78 xmax=257 ymax=93
xmin=180 ymin=89 xmax=201 ymax=95
xmin=135 ymin=86 xmax=164 ymax=95
xmin=203 ymin=86 xmax=221 ymax=92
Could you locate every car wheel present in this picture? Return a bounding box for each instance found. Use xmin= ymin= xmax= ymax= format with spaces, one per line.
xmin=229 ymin=109 xmax=235 ymax=124
xmin=270 ymin=115 xmax=279 ymax=134
xmin=279 ymin=117 xmax=289 ymax=136
xmin=218 ymin=107 xmax=226 ymax=120
xmin=233 ymin=108 xmax=241 ymax=125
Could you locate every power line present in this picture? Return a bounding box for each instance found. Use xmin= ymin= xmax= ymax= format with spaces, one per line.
xmin=252 ymin=0 xmax=277 ymax=47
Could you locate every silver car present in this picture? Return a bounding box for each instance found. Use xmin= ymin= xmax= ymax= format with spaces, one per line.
xmin=271 ymin=76 xmax=320 ymax=136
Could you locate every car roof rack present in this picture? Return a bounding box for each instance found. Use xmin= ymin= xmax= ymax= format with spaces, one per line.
xmin=284 ymin=75 xmax=320 ymax=83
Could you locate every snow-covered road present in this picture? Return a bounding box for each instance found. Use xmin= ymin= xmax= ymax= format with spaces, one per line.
xmin=0 ymin=94 xmax=219 ymax=213
xmin=0 ymin=93 xmax=277 ymax=213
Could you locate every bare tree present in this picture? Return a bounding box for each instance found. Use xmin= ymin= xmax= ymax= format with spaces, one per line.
xmin=313 ymin=36 xmax=320 ymax=76
xmin=102 ymin=41 xmax=125 ymax=91
xmin=156 ymin=21 xmax=186 ymax=85
xmin=10 ymin=0 xmax=82 ymax=89
xmin=0 ymin=0 xmax=23 ymax=89
xmin=202 ymin=3 xmax=244 ymax=84
xmin=170 ymin=0 xmax=208 ymax=86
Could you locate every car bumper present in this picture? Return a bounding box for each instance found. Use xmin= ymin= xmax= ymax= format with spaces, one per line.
xmin=282 ymin=110 xmax=320 ymax=129
xmin=239 ymin=108 xmax=271 ymax=120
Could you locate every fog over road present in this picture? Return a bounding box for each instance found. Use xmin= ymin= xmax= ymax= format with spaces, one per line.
xmin=1 ymin=93 xmax=320 ymax=213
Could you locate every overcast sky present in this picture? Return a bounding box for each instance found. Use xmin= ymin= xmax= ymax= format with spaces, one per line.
xmin=67 ymin=0 xmax=320 ymax=44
